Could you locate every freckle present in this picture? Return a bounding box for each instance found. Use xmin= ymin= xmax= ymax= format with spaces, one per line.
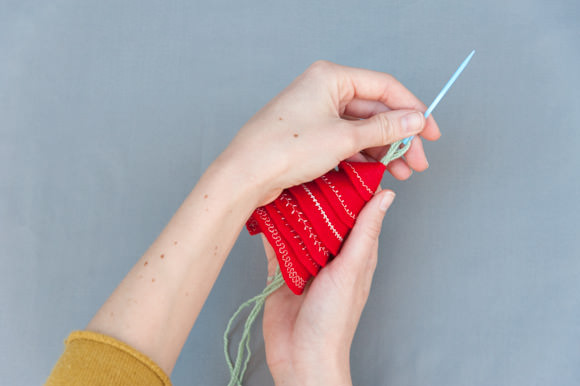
xmin=185 ymin=292 xmax=189 ymax=296
xmin=160 ymin=254 xmax=164 ymax=259
xmin=144 ymin=261 xmax=148 ymax=267
xmin=138 ymin=274 xmax=143 ymax=279
xmin=278 ymin=117 xmax=283 ymax=121
xmin=174 ymin=241 xmax=178 ymax=245
xmin=204 ymin=194 xmax=208 ymax=199
xmin=214 ymin=245 xmax=218 ymax=250
xmin=213 ymin=252 xmax=217 ymax=256
xmin=109 ymin=312 xmax=114 ymax=317
xmin=152 ymin=278 xmax=156 ymax=283
xmin=293 ymin=133 xmax=299 ymax=138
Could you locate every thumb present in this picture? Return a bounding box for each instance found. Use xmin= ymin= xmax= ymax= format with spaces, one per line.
xmin=333 ymin=190 xmax=396 ymax=278
xmin=351 ymin=109 xmax=425 ymax=150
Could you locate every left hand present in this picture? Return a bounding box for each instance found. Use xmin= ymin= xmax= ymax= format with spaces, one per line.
xmin=262 ymin=189 xmax=396 ymax=385
xmin=216 ymin=60 xmax=440 ymax=207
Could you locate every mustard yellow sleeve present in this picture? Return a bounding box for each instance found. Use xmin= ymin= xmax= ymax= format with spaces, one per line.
xmin=46 ymin=330 xmax=172 ymax=386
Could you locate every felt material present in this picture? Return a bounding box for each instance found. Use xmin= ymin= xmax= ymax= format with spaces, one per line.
xmin=266 ymin=203 xmax=321 ymax=276
xmin=246 ymin=161 xmax=386 ymax=294
xmin=250 ymin=207 xmax=310 ymax=294
xmin=275 ymin=192 xmax=331 ymax=267
xmin=289 ymin=181 xmax=350 ymax=255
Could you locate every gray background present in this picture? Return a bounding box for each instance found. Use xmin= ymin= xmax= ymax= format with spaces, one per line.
xmin=1 ymin=0 xmax=579 ymax=385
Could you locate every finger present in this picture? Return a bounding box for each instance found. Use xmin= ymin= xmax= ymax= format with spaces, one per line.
xmin=345 ymin=150 xmax=377 ymax=163
xmin=342 ymin=99 xmax=390 ymax=119
xmin=330 ymin=63 xmax=441 ymax=140
xmin=402 ymin=136 xmax=429 ymax=172
xmin=349 ymin=109 xmax=425 ymax=151
xmin=386 ymin=158 xmax=413 ymax=180
xmin=363 ymin=136 xmax=428 ymax=173
xmin=334 ymin=190 xmax=395 ymax=278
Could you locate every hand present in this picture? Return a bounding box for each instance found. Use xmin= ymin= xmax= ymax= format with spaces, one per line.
xmin=262 ymin=189 xmax=396 ymax=386
xmin=216 ymin=60 xmax=440 ymax=207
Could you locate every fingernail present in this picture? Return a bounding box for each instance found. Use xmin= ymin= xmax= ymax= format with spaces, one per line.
xmin=401 ymin=112 xmax=424 ymax=133
xmin=379 ymin=191 xmax=396 ymax=212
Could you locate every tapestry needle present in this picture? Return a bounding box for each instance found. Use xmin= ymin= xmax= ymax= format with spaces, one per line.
xmin=402 ymin=49 xmax=475 ymax=146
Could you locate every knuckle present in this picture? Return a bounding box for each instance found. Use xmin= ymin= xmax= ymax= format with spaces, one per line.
xmin=344 ymin=124 xmax=361 ymax=154
xmin=305 ymin=60 xmax=336 ymax=80
xmin=308 ymin=59 xmax=333 ymax=72
xmin=375 ymin=113 xmax=393 ymax=145
xmin=363 ymin=220 xmax=382 ymax=240
xmin=357 ymin=217 xmax=382 ymax=243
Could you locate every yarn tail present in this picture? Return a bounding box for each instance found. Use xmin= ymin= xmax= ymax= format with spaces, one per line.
xmin=380 ymin=139 xmax=412 ymax=165
xmin=224 ymin=268 xmax=284 ymax=386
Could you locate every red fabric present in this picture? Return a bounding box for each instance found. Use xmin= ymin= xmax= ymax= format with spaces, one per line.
xmin=249 ymin=207 xmax=310 ymax=294
xmin=266 ymin=203 xmax=321 ymax=276
xmin=246 ymin=161 xmax=386 ymax=295
xmin=289 ymin=182 xmax=349 ymax=255
xmin=275 ymin=192 xmax=330 ymax=268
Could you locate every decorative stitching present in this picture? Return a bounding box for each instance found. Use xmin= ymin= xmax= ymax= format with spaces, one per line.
xmin=255 ymin=208 xmax=306 ymax=289
xmin=301 ymin=184 xmax=343 ymax=242
xmin=343 ymin=162 xmax=374 ymax=195
xmin=273 ymin=206 xmax=320 ymax=272
xmin=279 ymin=193 xmax=329 ymax=257
xmin=320 ymin=174 xmax=355 ymax=220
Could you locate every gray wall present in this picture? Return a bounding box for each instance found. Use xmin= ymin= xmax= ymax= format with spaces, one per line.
xmin=2 ymin=1 xmax=579 ymax=385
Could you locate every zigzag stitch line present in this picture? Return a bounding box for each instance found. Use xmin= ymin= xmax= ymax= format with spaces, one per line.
xmin=301 ymin=184 xmax=343 ymax=242
xmin=343 ymin=162 xmax=374 ymax=195
xmin=320 ymin=174 xmax=356 ymax=220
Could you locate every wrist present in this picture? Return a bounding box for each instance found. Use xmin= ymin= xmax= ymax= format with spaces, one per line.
xmin=210 ymin=149 xmax=281 ymax=208
xmin=271 ymin=358 xmax=352 ymax=386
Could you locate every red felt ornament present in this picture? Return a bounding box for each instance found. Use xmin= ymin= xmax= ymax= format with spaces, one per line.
xmin=246 ymin=161 xmax=386 ymax=294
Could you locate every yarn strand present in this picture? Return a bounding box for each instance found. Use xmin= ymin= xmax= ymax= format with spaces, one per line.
xmin=380 ymin=139 xmax=411 ymax=166
xmin=224 ymin=268 xmax=284 ymax=386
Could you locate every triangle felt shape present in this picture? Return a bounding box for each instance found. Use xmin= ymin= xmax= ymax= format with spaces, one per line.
xmin=339 ymin=161 xmax=386 ymax=201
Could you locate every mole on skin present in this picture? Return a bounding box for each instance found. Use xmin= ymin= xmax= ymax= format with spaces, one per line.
xmin=174 ymin=241 xmax=178 ymax=245
xmin=293 ymin=133 xmax=299 ymax=138
xmin=204 ymin=194 xmax=208 ymax=199
xmin=152 ymin=278 xmax=156 ymax=283
xmin=160 ymin=254 xmax=164 ymax=259
xmin=278 ymin=117 xmax=283 ymax=121
xmin=144 ymin=261 xmax=148 ymax=267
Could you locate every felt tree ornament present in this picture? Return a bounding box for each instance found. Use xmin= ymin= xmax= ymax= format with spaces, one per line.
xmin=245 ymin=160 xmax=388 ymax=294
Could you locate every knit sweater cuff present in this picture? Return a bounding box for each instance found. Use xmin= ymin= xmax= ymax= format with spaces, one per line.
xmin=46 ymin=330 xmax=172 ymax=386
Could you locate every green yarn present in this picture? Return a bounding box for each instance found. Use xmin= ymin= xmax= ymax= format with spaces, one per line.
xmin=223 ymin=140 xmax=410 ymax=384
xmin=224 ymin=268 xmax=284 ymax=386
xmin=380 ymin=139 xmax=411 ymax=166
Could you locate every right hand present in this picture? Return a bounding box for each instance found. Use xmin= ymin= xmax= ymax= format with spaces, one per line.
xmin=214 ymin=60 xmax=439 ymax=208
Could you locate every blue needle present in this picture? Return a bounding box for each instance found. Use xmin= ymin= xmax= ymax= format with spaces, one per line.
xmin=402 ymin=49 xmax=475 ymax=146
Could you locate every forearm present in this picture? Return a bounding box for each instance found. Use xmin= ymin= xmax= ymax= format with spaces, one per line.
xmin=86 ymin=158 xmax=262 ymax=375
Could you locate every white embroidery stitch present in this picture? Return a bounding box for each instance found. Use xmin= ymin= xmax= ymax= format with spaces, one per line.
xmin=279 ymin=193 xmax=329 ymax=256
xmin=256 ymin=208 xmax=306 ymax=289
xmin=301 ymin=184 xmax=343 ymax=242
xmin=274 ymin=206 xmax=320 ymax=272
xmin=320 ymin=174 xmax=355 ymax=220
xmin=343 ymin=162 xmax=374 ymax=195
